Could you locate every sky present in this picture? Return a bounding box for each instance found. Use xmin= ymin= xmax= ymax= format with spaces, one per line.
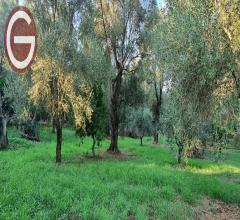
xmin=157 ymin=0 xmax=166 ymax=7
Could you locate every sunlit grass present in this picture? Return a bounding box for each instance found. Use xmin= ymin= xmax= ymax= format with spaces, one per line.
xmin=0 ymin=127 xmax=239 ymax=219
xmin=185 ymin=164 xmax=240 ymax=175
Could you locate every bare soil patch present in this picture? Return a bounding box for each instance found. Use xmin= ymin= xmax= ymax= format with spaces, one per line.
xmin=195 ymin=198 xmax=240 ymax=220
xmin=128 ymin=211 xmax=136 ymax=220
xmin=64 ymin=150 xmax=138 ymax=164
xmin=100 ymin=150 xmax=137 ymax=160
xmin=150 ymin=142 xmax=171 ymax=148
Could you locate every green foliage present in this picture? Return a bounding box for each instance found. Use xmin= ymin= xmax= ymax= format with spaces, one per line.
xmin=154 ymin=0 xmax=240 ymax=161
xmin=131 ymin=108 xmax=152 ymax=135
xmin=121 ymin=74 xmax=145 ymax=108
xmin=233 ymin=133 xmax=240 ymax=149
xmin=0 ymin=3 xmax=239 ymax=215
xmin=2 ymin=97 xmax=14 ymax=118
xmin=127 ymin=107 xmax=153 ymax=145
xmin=120 ymin=74 xmax=146 ymax=133
xmin=20 ymin=120 xmax=39 ymax=141
xmin=76 ymin=84 xmax=107 ymax=155
xmin=0 ymin=0 xmax=15 ymax=50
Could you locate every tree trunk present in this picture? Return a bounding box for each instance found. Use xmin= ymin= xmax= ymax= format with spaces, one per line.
xmin=92 ymin=134 xmax=96 ymax=157
xmin=140 ymin=136 xmax=143 ymax=146
xmin=177 ymin=143 xmax=183 ymax=164
xmin=0 ymin=90 xmax=8 ymax=149
xmin=153 ymin=133 xmax=158 ymax=144
xmin=0 ymin=116 xmax=8 ymax=149
xmin=0 ymin=54 xmax=7 ymax=149
xmin=108 ymin=70 xmax=123 ymax=153
xmin=152 ymin=81 xmax=163 ymax=144
xmin=218 ymin=146 xmax=222 ymax=154
xmin=56 ymin=122 xmax=62 ymax=163
xmin=21 ymin=109 xmax=39 ymax=142
xmin=232 ymin=71 xmax=240 ymax=137
xmin=52 ymin=117 xmax=56 ymax=134
xmin=175 ymin=137 xmax=184 ymax=164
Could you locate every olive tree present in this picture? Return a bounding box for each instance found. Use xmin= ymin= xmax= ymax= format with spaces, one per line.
xmin=155 ymin=0 xmax=237 ymax=162
xmin=29 ymin=0 xmax=92 ymax=163
xmin=95 ymin=0 xmax=145 ymax=153
xmin=129 ymin=107 xmax=153 ymax=146
xmin=76 ymin=84 xmax=107 ymax=157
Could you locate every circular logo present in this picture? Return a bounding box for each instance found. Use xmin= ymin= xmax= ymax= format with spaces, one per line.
xmin=4 ymin=6 xmax=37 ymax=74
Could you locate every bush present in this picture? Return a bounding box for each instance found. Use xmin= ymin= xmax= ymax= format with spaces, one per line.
xmin=232 ymin=133 xmax=240 ymax=149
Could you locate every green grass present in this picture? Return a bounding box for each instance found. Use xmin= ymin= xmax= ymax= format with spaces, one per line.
xmin=0 ymin=127 xmax=239 ymax=219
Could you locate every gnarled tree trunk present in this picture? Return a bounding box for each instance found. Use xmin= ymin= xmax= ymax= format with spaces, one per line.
xmin=0 ymin=116 xmax=8 ymax=149
xmin=140 ymin=136 xmax=143 ymax=146
xmin=153 ymin=133 xmax=158 ymax=144
xmin=91 ymin=134 xmax=96 ymax=157
xmin=108 ymin=70 xmax=123 ymax=153
xmin=0 ymin=92 xmax=8 ymax=149
xmin=52 ymin=117 xmax=56 ymax=134
xmin=232 ymin=71 xmax=240 ymax=146
xmin=176 ymin=139 xmax=184 ymax=164
xmin=56 ymin=120 xmax=62 ymax=163
xmin=152 ymin=81 xmax=163 ymax=144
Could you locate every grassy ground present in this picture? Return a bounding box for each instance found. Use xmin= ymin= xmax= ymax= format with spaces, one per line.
xmin=0 ymin=127 xmax=239 ymax=219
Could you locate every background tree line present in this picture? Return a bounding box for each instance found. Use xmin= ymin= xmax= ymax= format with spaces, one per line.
xmin=0 ymin=0 xmax=239 ymax=163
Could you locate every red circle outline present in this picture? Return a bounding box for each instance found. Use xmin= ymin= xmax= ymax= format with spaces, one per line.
xmin=4 ymin=6 xmax=38 ymax=74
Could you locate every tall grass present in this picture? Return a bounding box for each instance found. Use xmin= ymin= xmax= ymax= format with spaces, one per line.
xmin=0 ymin=127 xmax=239 ymax=219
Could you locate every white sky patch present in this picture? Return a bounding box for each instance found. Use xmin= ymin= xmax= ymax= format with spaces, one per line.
xmin=19 ymin=0 xmax=25 ymax=5
xmin=157 ymin=0 xmax=166 ymax=8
